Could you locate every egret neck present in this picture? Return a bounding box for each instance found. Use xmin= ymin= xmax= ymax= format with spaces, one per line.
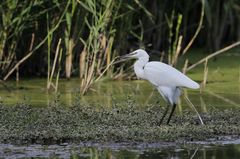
xmin=134 ymin=57 xmax=149 ymax=79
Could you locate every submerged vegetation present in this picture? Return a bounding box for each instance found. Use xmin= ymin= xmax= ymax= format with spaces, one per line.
xmin=1 ymin=0 xmax=240 ymax=93
xmin=1 ymin=101 xmax=240 ymax=144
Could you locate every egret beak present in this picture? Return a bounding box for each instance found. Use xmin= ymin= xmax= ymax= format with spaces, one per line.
xmin=120 ymin=51 xmax=137 ymax=60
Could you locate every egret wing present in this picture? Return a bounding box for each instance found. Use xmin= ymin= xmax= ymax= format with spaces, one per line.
xmin=144 ymin=62 xmax=199 ymax=89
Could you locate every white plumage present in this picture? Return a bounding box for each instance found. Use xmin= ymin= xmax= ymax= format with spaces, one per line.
xmin=143 ymin=62 xmax=199 ymax=105
xmin=121 ymin=49 xmax=200 ymax=124
xmin=144 ymin=62 xmax=199 ymax=89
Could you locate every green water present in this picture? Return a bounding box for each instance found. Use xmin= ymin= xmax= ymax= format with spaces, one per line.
xmin=0 ymin=66 xmax=239 ymax=110
xmin=0 ymin=78 xmax=239 ymax=109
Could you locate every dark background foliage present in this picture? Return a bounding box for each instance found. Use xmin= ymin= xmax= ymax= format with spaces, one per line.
xmin=0 ymin=0 xmax=239 ymax=78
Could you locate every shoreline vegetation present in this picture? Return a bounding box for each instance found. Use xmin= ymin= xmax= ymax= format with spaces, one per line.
xmin=1 ymin=0 xmax=240 ymax=94
xmin=1 ymin=102 xmax=240 ymax=145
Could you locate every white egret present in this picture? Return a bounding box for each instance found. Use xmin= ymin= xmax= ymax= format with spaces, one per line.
xmin=121 ymin=49 xmax=201 ymax=125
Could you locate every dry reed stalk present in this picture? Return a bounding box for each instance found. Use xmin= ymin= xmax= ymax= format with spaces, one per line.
xmin=98 ymin=34 xmax=107 ymax=74
xmin=106 ymin=37 xmax=111 ymax=66
xmin=183 ymin=91 xmax=204 ymax=125
xmin=79 ymin=47 xmax=87 ymax=79
xmin=200 ymin=96 xmax=207 ymax=112
xmin=81 ymin=49 xmax=90 ymax=85
xmin=206 ymin=90 xmax=240 ymax=107
xmin=172 ymin=35 xmax=182 ymax=66
xmin=55 ymin=48 xmax=63 ymax=93
xmin=47 ymin=38 xmax=62 ymax=90
xmin=186 ymin=41 xmax=240 ymax=72
xmin=97 ymin=35 xmax=105 ymax=75
xmin=160 ymin=51 xmax=165 ymax=62
xmin=16 ymin=66 xmax=19 ymax=82
xmin=95 ymin=56 xmax=118 ymax=81
xmin=81 ymin=53 xmax=97 ymax=95
xmin=97 ymin=55 xmax=103 ymax=75
xmin=106 ymin=37 xmax=114 ymax=75
xmin=65 ymin=39 xmax=74 ymax=79
xmin=200 ymin=59 xmax=208 ymax=93
xmin=0 ymin=35 xmax=6 ymax=61
xmin=182 ymin=58 xmax=189 ymax=74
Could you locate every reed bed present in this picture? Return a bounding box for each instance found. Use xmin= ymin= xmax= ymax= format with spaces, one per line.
xmin=0 ymin=0 xmax=239 ymax=94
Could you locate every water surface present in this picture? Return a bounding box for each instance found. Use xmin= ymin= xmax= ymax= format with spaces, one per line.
xmin=0 ymin=77 xmax=239 ymax=111
xmin=1 ymin=142 xmax=240 ymax=159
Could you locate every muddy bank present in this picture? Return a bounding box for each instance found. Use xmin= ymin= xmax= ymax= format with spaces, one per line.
xmin=0 ymin=103 xmax=240 ymax=145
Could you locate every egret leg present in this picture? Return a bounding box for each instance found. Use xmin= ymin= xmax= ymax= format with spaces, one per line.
xmin=159 ymin=105 xmax=170 ymax=125
xmin=166 ymin=104 xmax=177 ymax=124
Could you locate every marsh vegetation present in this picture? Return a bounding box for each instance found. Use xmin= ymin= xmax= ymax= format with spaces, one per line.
xmin=1 ymin=0 xmax=240 ymax=93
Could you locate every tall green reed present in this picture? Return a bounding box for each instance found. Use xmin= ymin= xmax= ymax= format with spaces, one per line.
xmin=166 ymin=11 xmax=182 ymax=66
xmin=0 ymin=0 xmax=239 ymax=95
xmin=0 ymin=1 xmax=33 ymax=77
xmin=64 ymin=0 xmax=81 ymax=79
xmin=78 ymin=0 xmax=120 ymax=94
xmin=1 ymin=1 xmax=66 ymax=81
xmin=46 ymin=1 xmax=71 ymax=91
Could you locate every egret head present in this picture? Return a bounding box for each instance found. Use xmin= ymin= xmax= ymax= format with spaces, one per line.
xmin=121 ymin=49 xmax=149 ymax=60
